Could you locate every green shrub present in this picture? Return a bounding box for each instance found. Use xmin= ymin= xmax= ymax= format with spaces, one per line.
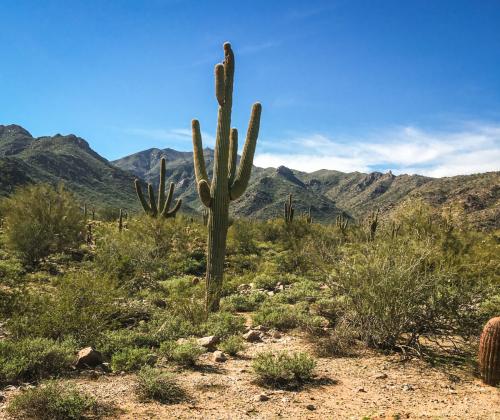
xmin=273 ymin=279 xmax=321 ymax=304
xmin=0 ymin=338 xmax=75 ymax=384
xmin=221 ymin=291 xmax=267 ymax=312
xmin=7 ymin=381 xmax=98 ymax=420
xmin=9 ymin=272 xmax=121 ymax=347
xmin=98 ymin=329 xmax=158 ymax=358
xmin=202 ymin=311 xmax=246 ymax=338
xmin=110 ymin=347 xmax=156 ymax=372
xmin=159 ymin=339 xmax=204 ymax=367
xmin=252 ymin=351 xmax=316 ymax=388
xmin=252 ymin=302 xmax=302 ymax=331
xmin=1 ymin=184 xmax=84 ymax=264
xmin=148 ymin=313 xmax=201 ymax=343
xmin=135 ymin=366 xmax=186 ymax=404
xmin=218 ymin=335 xmax=246 ymax=356
xmin=309 ymin=320 xmax=357 ymax=357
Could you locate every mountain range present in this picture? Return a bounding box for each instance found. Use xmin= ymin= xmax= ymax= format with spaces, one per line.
xmin=1 ymin=124 xmax=498 ymax=229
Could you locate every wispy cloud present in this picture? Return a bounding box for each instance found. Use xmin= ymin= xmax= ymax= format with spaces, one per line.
xmin=124 ymin=127 xmax=215 ymax=146
xmin=255 ymin=122 xmax=500 ymax=177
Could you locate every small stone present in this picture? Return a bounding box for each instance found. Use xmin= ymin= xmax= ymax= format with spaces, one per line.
xmin=357 ymin=387 xmax=366 ymax=393
xmin=213 ymin=351 xmax=227 ymax=363
xmin=255 ymin=394 xmax=269 ymax=402
xmin=75 ymin=347 xmax=103 ymax=369
xmin=306 ymin=404 xmax=316 ymax=411
xmin=375 ymin=373 xmax=388 ymax=380
xmin=402 ymin=384 xmax=414 ymax=392
xmin=270 ymin=330 xmax=282 ymax=339
xmin=197 ymin=336 xmax=220 ymax=351
xmin=254 ymin=325 xmax=269 ymax=332
xmin=243 ymin=330 xmax=262 ymax=342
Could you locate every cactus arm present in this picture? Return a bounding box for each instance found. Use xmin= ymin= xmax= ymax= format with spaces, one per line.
xmin=223 ymin=42 xmax=234 ymax=106
xmin=192 ymin=119 xmax=211 ymax=207
xmin=158 ymin=157 xmax=167 ymax=211
xmin=215 ymin=64 xmax=225 ymax=106
xmin=135 ymin=179 xmax=151 ymax=214
xmin=165 ymin=198 xmax=182 ymax=218
xmin=161 ymin=182 xmax=175 ymax=215
xmin=228 ymin=128 xmax=238 ymax=186
xmin=230 ymin=103 xmax=262 ymax=200
xmin=147 ymin=184 xmax=158 ymax=216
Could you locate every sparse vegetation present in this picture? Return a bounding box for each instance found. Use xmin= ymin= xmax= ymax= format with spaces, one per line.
xmin=135 ymin=366 xmax=186 ymax=404
xmin=110 ymin=347 xmax=156 ymax=372
xmin=219 ymin=335 xmax=246 ymax=356
xmin=159 ymin=339 xmax=204 ymax=367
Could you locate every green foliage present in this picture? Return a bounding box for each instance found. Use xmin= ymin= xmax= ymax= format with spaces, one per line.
xmin=252 ymin=302 xmax=303 ymax=331
xmin=252 ymin=351 xmax=316 ymax=388
xmin=135 ymin=366 xmax=186 ymax=404
xmin=159 ymin=339 xmax=204 ymax=367
xmin=228 ymin=220 xmax=259 ymax=254
xmin=0 ymin=338 xmax=75 ymax=384
xmin=8 ymin=272 xmax=121 ymax=347
xmin=219 ymin=335 xmax=246 ymax=356
xmin=221 ymin=291 xmax=267 ymax=312
xmin=1 ymin=184 xmax=84 ymax=263
xmin=98 ymin=329 xmax=157 ymax=358
xmin=202 ymin=311 xmax=246 ymax=338
xmin=110 ymin=347 xmax=156 ymax=372
xmin=7 ymin=381 xmax=98 ymax=420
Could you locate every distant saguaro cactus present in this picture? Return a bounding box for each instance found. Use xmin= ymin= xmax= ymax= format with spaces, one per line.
xmin=192 ymin=42 xmax=262 ymax=312
xmin=134 ymin=157 xmax=182 ymax=218
xmin=336 ymin=214 xmax=349 ymax=236
xmin=284 ymin=194 xmax=294 ymax=224
xmin=368 ymin=209 xmax=379 ymax=241
xmin=305 ymin=206 xmax=312 ymax=224
xmin=479 ymin=317 xmax=500 ymax=386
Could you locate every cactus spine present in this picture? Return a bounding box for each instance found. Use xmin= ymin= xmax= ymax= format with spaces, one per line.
xmin=479 ymin=317 xmax=500 ymax=386
xmin=192 ymin=42 xmax=262 ymax=312
xmin=134 ymin=157 xmax=182 ymax=218
xmin=284 ymin=194 xmax=294 ymax=223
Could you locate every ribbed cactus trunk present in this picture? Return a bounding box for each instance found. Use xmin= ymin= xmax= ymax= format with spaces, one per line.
xmin=192 ymin=42 xmax=262 ymax=312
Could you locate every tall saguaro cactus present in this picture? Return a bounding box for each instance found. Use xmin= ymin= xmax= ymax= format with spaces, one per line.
xmin=134 ymin=157 xmax=182 ymax=218
xmin=192 ymin=42 xmax=262 ymax=312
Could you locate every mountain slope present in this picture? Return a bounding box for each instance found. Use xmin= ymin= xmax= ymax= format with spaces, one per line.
xmin=114 ymin=147 xmax=500 ymax=228
xmin=0 ymin=124 xmax=138 ymax=211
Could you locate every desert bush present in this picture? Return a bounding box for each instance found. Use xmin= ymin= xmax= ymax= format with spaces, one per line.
xmin=273 ymin=279 xmax=321 ymax=304
xmin=110 ymin=347 xmax=156 ymax=372
xmin=98 ymin=329 xmax=158 ymax=358
xmin=228 ymin=220 xmax=259 ymax=254
xmin=8 ymin=272 xmax=121 ymax=346
xmin=252 ymin=351 xmax=316 ymax=388
xmin=221 ymin=291 xmax=267 ymax=312
xmin=219 ymin=335 xmax=246 ymax=356
xmin=252 ymin=302 xmax=303 ymax=331
xmin=159 ymin=339 xmax=204 ymax=367
xmin=135 ymin=366 xmax=186 ymax=404
xmin=201 ymin=311 xmax=246 ymax=338
xmin=1 ymin=184 xmax=84 ymax=263
xmin=0 ymin=338 xmax=75 ymax=384
xmin=329 ymin=234 xmax=495 ymax=350
xmin=309 ymin=320 xmax=357 ymax=357
xmin=7 ymin=381 xmax=98 ymax=420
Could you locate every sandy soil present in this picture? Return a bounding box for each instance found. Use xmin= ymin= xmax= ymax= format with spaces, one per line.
xmin=1 ymin=331 xmax=498 ymax=419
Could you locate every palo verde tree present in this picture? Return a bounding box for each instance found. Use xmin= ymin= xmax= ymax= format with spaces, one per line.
xmin=192 ymin=42 xmax=262 ymax=312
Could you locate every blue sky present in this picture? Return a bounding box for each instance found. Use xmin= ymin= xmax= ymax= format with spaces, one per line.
xmin=1 ymin=0 xmax=499 ymax=176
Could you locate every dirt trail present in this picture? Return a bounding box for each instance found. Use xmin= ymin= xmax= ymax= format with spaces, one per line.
xmin=1 ymin=332 xmax=499 ymax=419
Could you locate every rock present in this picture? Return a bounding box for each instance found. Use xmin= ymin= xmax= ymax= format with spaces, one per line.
xmin=0 ymin=392 xmax=5 ymax=402
xmin=243 ymin=330 xmax=262 ymax=342
xmin=270 ymin=330 xmax=282 ymax=339
xmin=402 ymin=384 xmax=414 ymax=392
xmin=254 ymin=325 xmax=269 ymax=332
xmin=75 ymin=347 xmax=103 ymax=369
xmin=306 ymin=404 xmax=316 ymax=411
xmin=357 ymin=387 xmax=366 ymax=393
xmin=197 ymin=336 xmax=220 ymax=351
xmin=255 ymin=393 xmax=269 ymax=402
xmin=374 ymin=373 xmax=388 ymax=380
xmin=267 ymin=291 xmax=275 ymax=296
xmin=213 ymin=351 xmax=227 ymax=363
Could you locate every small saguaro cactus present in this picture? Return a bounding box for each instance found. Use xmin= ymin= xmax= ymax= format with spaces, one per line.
xmin=118 ymin=209 xmax=123 ymax=232
xmin=192 ymin=42 xmax=262 ymax=312
xmin=336 ymin=214 xmax=349 ymax=236
xmin=284 ymin=194 xmax=294 ymax=224
xmin=305 ymin=206 xmax=312 ymax=224
xmin=479 ymin=317 xmax=500 ymax=386
xmin=390 ymin=221 xmax=401 ymax=240
xmin=368 ymin=209 xmax=379 ymax=241
xmin=134 ymin=157 xmax=182 ymax=218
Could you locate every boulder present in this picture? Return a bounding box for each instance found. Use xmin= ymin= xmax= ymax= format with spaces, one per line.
xmin=243 ymin=330 xmax=262 ymax=342
xmin=197 ymin=335 xmax=220 ymax=351
xmin=213 ymin=351 xmax=227 ymax=363
xmin=75 ymin=347 xmax=103 ymax=369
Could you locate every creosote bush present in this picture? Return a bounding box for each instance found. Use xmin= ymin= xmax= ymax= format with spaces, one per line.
xmin=219 ymin=335 xmax=246 ymax=356
xmin=159 ymin=339 xmax=204 ymax=367
xmin=252 ymin=351 xmax=316 ymax=388
xmin=7 ymin=381 xmax=98 ymax=420
xmin=1 ymin=184 xmax=84 ymax=264
xmin=0 ymin=338 xmax=75 ymax=384
xmin=110 ymin=347 xmax=156 ymax=372
xmin=135 ymin=366 xmax=186 ymax=404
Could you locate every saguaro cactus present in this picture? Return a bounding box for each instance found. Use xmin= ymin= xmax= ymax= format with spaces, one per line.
xmin=192 ymin=42 xmax=262 ymax=312
xmin=134 ymin=157 xmax=182 ymax=218
xmin=368 ymin=209 xmax=379 ymax=241
xmin=305 ymin=206 xmax=312 ymax=224
xmin=284 ymin=194 xmax=294 ymax=224
xmin=479 ymin=317 xmax=500 ymax=386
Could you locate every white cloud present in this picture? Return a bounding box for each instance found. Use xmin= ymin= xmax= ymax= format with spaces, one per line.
xmin=124 ymin=127 xmax=215 ymax=146
xmin=255 ymin=122 xmax=500 ymax=177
